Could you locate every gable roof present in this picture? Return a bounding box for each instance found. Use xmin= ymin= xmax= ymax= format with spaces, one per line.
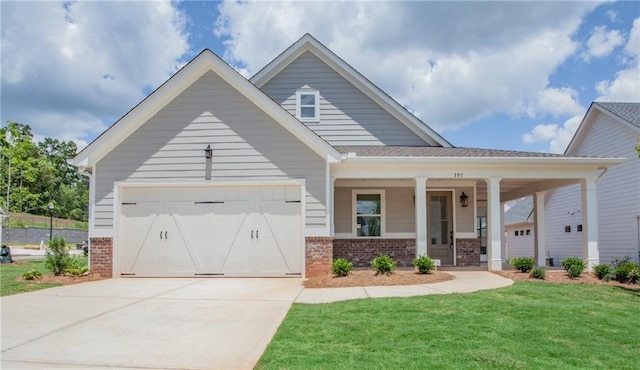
xmin=566 ymin=101 xmax=640 ymax=155
xmin=72 ymin=49 xmax=342 ymax=169
xmin=250 ymin=34 xmax=452 ymax=148
xmin=504 ymin=197 xmax=533 ymax=225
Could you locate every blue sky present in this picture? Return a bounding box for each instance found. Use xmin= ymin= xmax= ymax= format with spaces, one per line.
xmin=2 ymin=1 xmax=639 ymax=153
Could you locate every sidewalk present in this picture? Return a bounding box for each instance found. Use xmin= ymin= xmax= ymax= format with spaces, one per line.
xmin=295 ymin=271 xmax=513 ymax=304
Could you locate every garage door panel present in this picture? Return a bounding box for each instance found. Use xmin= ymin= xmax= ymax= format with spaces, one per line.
xmin=118 ymin=185 xmax=303 ymax=277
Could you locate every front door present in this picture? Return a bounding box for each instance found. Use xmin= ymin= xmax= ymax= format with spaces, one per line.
xmin=428 ymin=192 xmax=453 ymax=265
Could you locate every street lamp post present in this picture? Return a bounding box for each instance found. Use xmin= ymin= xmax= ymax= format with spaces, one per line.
xmin=48 ymin=202 xmax=54 ymax=243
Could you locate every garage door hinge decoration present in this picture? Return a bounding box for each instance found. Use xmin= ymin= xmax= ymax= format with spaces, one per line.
xmin=194 ymin=201 xmax=225 ymax=204
xmin=285 ymin=200 xmax=301 ymax=203
xmin=122 ymin=202 xmax=137 ymax=205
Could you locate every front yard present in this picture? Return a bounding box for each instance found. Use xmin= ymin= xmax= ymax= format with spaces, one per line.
xmin=258 ymin=282 xmax=639 ymax=369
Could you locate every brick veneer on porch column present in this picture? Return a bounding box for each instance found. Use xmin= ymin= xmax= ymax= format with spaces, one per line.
xmin=456 ymin=238 xmax=481 ymax=266
xmin=89 ymin=237 xmax=113 ymax=278
xmin=305 ymin=236 xmax=334 ymax=277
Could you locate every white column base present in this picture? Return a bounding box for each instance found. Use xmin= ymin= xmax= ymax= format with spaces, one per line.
xmin=488 ymin=259 xmax=502 ymax=271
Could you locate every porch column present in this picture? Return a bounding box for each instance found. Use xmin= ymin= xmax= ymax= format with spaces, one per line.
xmin=486 ymin=178 xmax=502 ymax=271
xmin=581 ymin=179 xmax=599 ymax=271
xmin=330 ymin=177 xmax=336 ymax=236
xmin=415 ymin=177 xmax=428 ymax=256
xmin=500 ymin=201 xmax=506 ymax=260
xmin=533 ymin=191 xmax=546 ymax=267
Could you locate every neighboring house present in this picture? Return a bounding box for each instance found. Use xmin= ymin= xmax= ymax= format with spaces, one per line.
xmin=544 ymin=102 xmax=640 ymax=264
xmin=72 ymin=34 xmax=622 ymax=278
xmin=504 ymin=196 xmax=534 ymax=259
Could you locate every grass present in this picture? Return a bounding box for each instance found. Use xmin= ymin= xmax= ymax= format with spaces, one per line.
xmin=0 ymin=260 xmax=62 ymax=296
xmin=257 ymin=282 xmax=640 ymax=369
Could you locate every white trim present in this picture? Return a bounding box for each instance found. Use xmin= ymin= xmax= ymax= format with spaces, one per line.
xmin=296 ymin=90 xmax=320 ymax=122
xmin=88 ymin=169 xmax=96 ymax=236
xmin=335 ymin=232 xmax=415 ymax=239
xmin=326 ymin=163 xmax=332 ymax=236
xmin=250 ymin=34 xmax=451 ymax=147
xmin=456 ymin=232 xmax=477 ymax=239
xmin=89 ymin=229 xmax=113 ymax=238
xmin=415 ymin=177 xmax=428 ymax=256
xmin=352 ymin=189 xmax=386 ymax=238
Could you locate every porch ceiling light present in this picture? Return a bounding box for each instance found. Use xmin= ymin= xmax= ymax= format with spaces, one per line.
xmin=204 ymin=144 xmax=213 ymax=159
xmin=460 ymin=192 xmax=469 ymax=208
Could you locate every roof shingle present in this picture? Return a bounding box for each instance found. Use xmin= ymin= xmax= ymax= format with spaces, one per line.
xmin=594 ymin=102 xmax=640 ymax=128
xmin=335 ymin=146 xmax=578 ymax=158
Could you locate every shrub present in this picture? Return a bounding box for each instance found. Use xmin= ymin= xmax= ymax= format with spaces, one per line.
xmin=44 ymin=236 xmax=71 ymax=276
xmin=332 ymin=258 xmax=353 ymax=277
xmin=562 ymin=257 xmax=586 ymax=272
xmin=611 ymin=257 xmax=639 ymax=283
xmin=507 ymin=257 xmax=535 ymax=273
xmin=65 ymin=257 xmax=89 ymax=277
xmin=371 ymin=254 xmax=397 ymax=275
xmin=412 ymin=255 xmax=436 ymax=274
xmin=529 ymin=266 xmax=546 ymax=280
xmin=567 ymin=265 xmax=583 ymax=279
xmin=629 ymin=267 xmax=640 ymax=284
xmin=593 ymin=264 xmax=612 ymax=281
xmin=23 ymin=269 xmax=42 ymax=280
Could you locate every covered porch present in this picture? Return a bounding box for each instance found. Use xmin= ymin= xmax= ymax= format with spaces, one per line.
xmin=328 ymin=147 xmax=623 ymax=271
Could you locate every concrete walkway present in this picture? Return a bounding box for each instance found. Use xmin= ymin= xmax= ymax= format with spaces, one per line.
xmin=296 ymin=271 xmax=513 ymax=304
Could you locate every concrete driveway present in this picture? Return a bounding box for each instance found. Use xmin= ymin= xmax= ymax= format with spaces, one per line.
xmin=1 ymin=278 xmax=304 ymax=370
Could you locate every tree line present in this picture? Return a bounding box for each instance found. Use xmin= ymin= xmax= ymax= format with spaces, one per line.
xmin=1 ymin=121 xmax=88 ymax=221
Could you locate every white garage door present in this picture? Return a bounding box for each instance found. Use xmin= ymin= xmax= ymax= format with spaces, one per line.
xmin=118 ymin=185 xmax=302 ymax=277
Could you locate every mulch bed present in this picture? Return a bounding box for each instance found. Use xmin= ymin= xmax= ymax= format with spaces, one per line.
xmin=493 ymin=270 xmax=640 ymax=290
xmin=303 ymin=269 xmax=454 ymax=288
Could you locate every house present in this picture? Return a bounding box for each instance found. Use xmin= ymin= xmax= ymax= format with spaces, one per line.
xmin=504 ymin=196 xmax=534 ymax=259
xmin=544 ymin=103 xmax=640 ymax=264
xmin=72 ymin=34 xmax=622 ymax=278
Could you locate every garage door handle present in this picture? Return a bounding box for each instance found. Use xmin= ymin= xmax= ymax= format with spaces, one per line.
xmin=256 ymin=230 xmax=259 ymax=239
xmin=251 ymin=230 xmax=253 ymax=239
xmin=160 ymin=231 xmax=163 ymax=240
xmin=165 ymin=231 xmax=168 ymax=240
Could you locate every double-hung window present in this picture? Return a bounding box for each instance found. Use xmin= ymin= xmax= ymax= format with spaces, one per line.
xmin=354 ymin=190 xmax=384 ymax=237
xmin=296 ymin=90 xmax=319 ymax=121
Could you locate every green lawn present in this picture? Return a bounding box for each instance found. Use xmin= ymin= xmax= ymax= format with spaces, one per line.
xmin=0 ymin=260 xmax=62 ymax=296
xmin=258 ymin=282 xmax=640 ymax=369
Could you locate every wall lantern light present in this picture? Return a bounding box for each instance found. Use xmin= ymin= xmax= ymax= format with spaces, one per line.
xmin=204 ymin=144 xmax=213 ymax=159
xmin=460 ymin=192 xmax=469 ymax=208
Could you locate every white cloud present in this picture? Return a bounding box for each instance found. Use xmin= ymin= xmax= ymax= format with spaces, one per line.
xmin=606 ymin=10 xmax=618 ymax=23
xmin=584 ymin=25 xmax=624 ymax=60
xmin=1 ymin=1 xmax=189 ymax=148
xmin=595 ymin=18 xmax=640 ymax=102
xmin=522 ymin=114 xmax=584 ymax=153
xmin=214 ymin=1 xmax=600 ymax=132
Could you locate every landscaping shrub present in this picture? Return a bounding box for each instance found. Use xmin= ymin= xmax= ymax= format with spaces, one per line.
xmin=332 ymin=258 xmax=353 ymax=277
xmin=507 ymin=257 xmax=535 ymax=273
xmin=22 ymin=269 xmax=42 ymax=280
xmin=44 ymin=236 xmax=71 ymax=276
xmin=412 ymin=255 xmax=436 ymax=274
xmin=611 ymin=257 xmax=639 ymax=283
xmin=530 ymin=266 xmax=546 ymax=280
xmin=594 ymin=264 xmax=612 ymax=281
xmin=371 ymin=254 xmax=397 ymax=275
xmin=562 ymin=257 xmax=586 ymax=273
xmin=65 ymin=257 xmax=89 ymax=277
xmin=567 ymin=265 xmax=583 ymax=279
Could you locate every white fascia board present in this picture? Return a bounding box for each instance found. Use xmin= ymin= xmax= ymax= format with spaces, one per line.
xmin=73 ymin=50 xmax=340 ymax=169
xmin=342 ymin=156 xmax=624 ymax=166
xmin=251 ymin=35 xmax=452 ymax=148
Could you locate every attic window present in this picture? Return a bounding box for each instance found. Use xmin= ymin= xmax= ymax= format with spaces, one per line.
xmin=296 ymin=90 xmax=319 ymax=122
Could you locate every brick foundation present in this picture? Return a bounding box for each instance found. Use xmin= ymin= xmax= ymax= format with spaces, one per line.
xmin=305 ymin=237 xmax=334 ymax=277
xmin=456 ymin=238 xmax=481 ymax=266
xmin=333 ymin=239 xmax=416 ymax=268
xmin=89 ymin=237 xmax=113 ymax=278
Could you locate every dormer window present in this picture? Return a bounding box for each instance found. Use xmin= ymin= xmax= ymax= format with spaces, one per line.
xmin=296 ymin=90 xmax=319 ymax=122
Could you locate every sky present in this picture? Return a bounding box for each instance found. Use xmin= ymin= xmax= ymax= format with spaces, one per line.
xmin=1 ymin=1 xmax=639 ymax=153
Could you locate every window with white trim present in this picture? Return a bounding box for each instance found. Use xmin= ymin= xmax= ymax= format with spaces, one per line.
xmin=296 ymin=90 xmax=319 ymax=121
xmin=353 ymin=190 xmax=384 ymax=237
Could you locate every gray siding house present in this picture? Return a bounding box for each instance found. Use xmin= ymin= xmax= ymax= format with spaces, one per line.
xmin=73 ymin=34 xmax=622 ymax=278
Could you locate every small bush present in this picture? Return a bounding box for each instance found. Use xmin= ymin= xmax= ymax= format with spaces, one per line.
xmin=629 ymin=268 xmax=640 ymax=284
xmin=611 ymin=257 xmax=639 ymax=283
xmin=412 ymin=255 xmax=436 ymax=274
xmin=45 ymin=236 xmax=71 ymax=276
xmin=332 ymin=258 xmax=353 ymax=277
xmin=567 ymin=265 xmax=583 ymax=279
xmin=508 ymin=257 xmax=534 ymax=273
xmin=593 ymin=264 xmax=612 ymax=281
xmin=23 ymin=269 xmax=42 ymax=280
xmin=562 ymin=257 xmax=586 ymax=273
xmin=529 ymin=266 xmax=546 ymax=280
xmin=65 ymin=257 xmax=89 ymax=276
xmin=371 ymin=254 xmax=397 ymax=275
